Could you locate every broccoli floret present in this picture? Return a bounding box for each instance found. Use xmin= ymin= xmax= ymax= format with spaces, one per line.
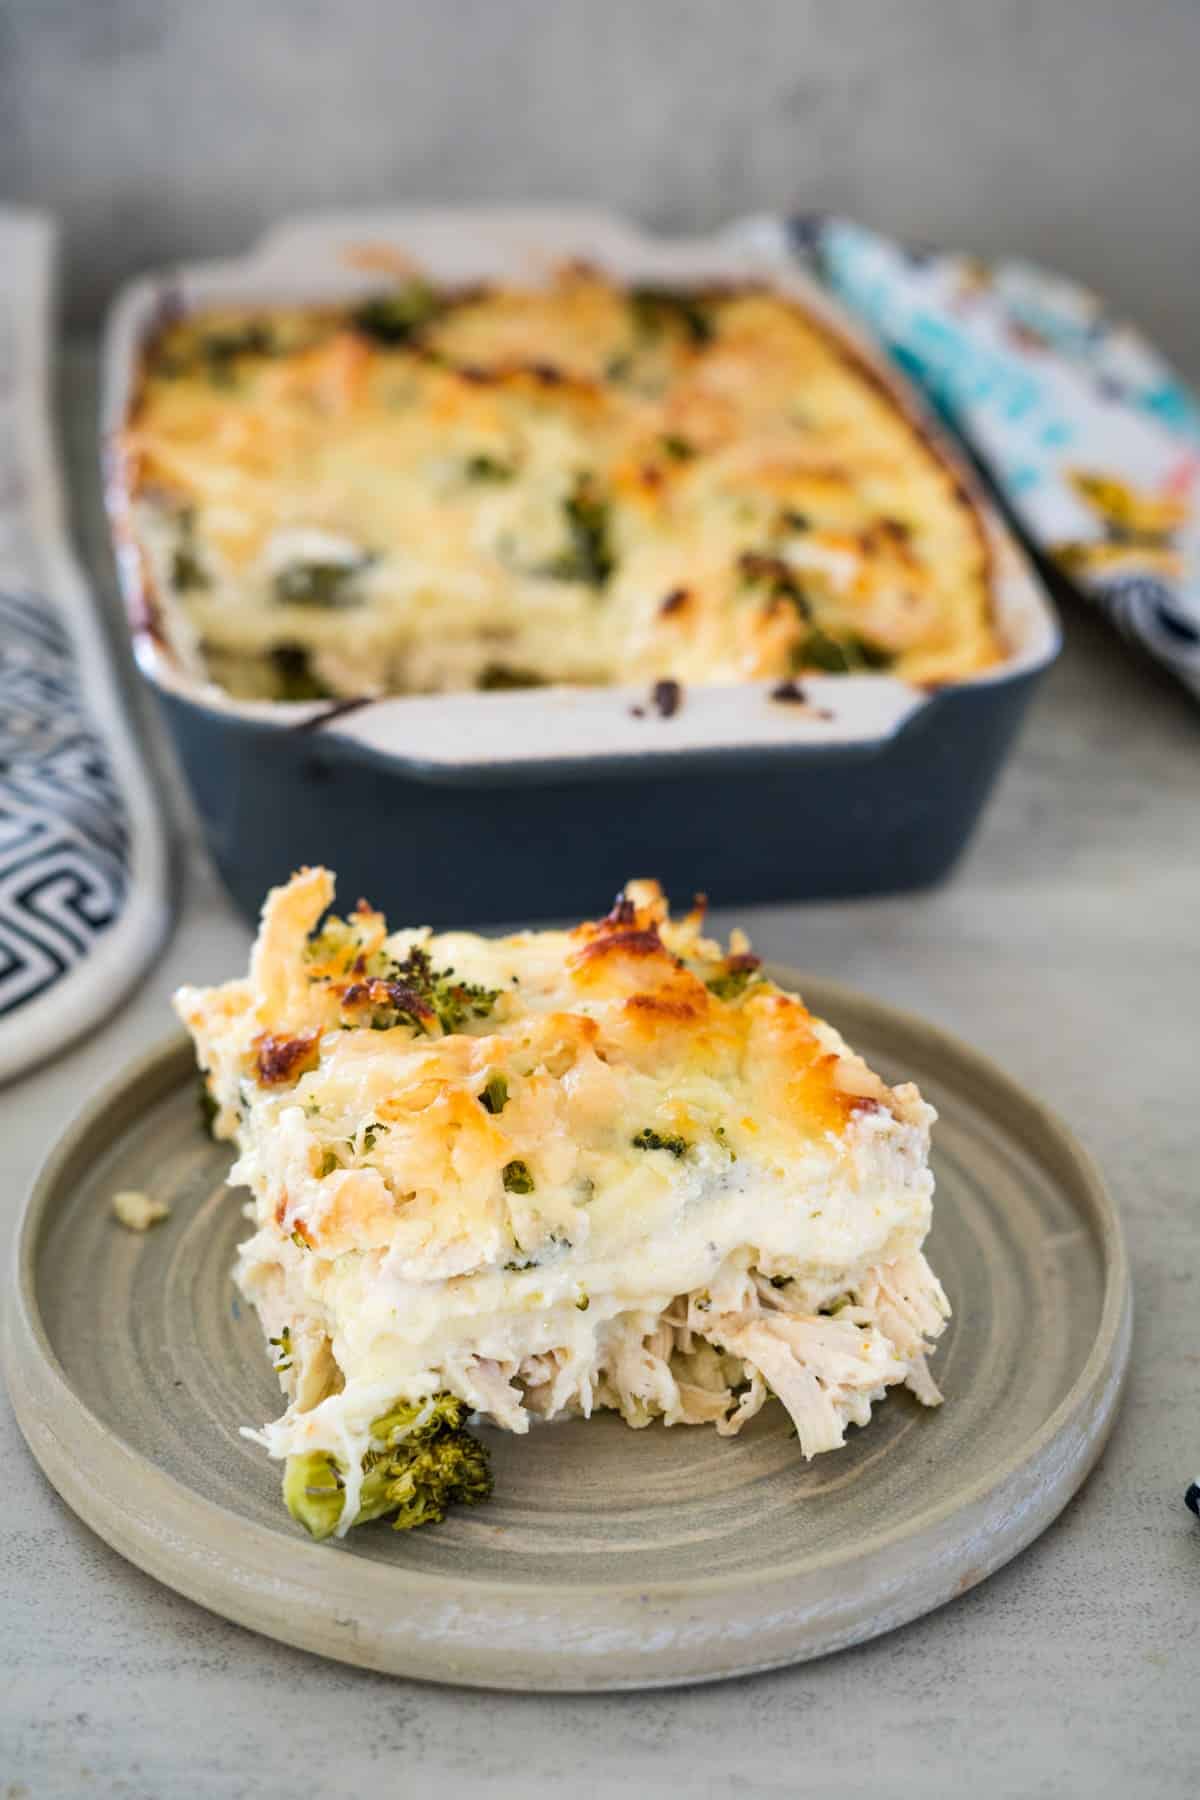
xmin=170 ymin=508 xmax=210 ymax=592
xmin=197 ymin=1074 xmax=219 ymax=1137
xmin=630 ymin=286 xmax=714 ymax=345
xmin=304 ymin=913 xmax=385 ymax=975
xmin=345 ymin=946 xmax=499 ymax=1034
xmin=795 ymin=629 xmax=894 ymax=674
xmin=476 ymin=662 xmax=547 ymax=690
xmin=196 ymin=321 xmax=277 ymax=386
xmin=398 ymin=948 xmax=499 ymax=1033
xmin=352 ymin=280 xmax=440 ymax=345
xmin=284 ymin=1393 xmax=492 ymax=1540
xmin=631 ymin=1128 xmax=689 ymax=1158
xmin=544 ymin=476 xmax=614 ymax=587
xmin=273 ymin=560 xmax=368 ymax=609
xmin=478 ymin=1072 xmax=509 ymax=1114
xmin=705 ymin=957 xmax=763 ymax=1001
xmin=171 ymin=542 xmax=209 ymax=591
xmin=737 ymin=549 xmax=811 ymax=620
xmin=270 ymin=644 xmax=336 ymax=701
xmin=306 ymin=923 xmax=499 ymax=1041
xmin=464 ymin=453 xmax=516 ymax=482
xmin=152 ymin=320 xmax=278 ymax=385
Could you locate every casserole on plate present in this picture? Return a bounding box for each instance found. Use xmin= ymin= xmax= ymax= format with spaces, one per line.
xmin=103 ymin=210 xmax=1059 ymax=923
xmin=177 ymin=865 xmax=948 ymax=1540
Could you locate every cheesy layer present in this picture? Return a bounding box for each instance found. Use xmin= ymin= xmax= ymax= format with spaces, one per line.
xmin=177 ymin=868 xmax=949 ymax=1533
xmin=123 ymin=267 xmax=999 ymax=701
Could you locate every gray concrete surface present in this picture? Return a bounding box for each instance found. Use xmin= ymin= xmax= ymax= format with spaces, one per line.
xmin=1 ymin=345 xmax=1198 ymax=1794
xmin=3 ymin=0 xmax=1200 ymax=377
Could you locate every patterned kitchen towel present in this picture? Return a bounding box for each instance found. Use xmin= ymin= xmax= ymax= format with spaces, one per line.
xmin=0 ymin=212 xmax=170 ymax=1084
xmin=786 ymin=216 xmax=1200 ymax=699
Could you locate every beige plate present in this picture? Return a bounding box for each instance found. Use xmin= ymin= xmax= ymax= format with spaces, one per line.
xmin=3 ymin=976 xmax=1131 ymax=1691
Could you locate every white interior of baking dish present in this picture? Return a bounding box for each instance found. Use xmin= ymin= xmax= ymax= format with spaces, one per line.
xmin=102 ymin=208 xmax=1060 ymax=769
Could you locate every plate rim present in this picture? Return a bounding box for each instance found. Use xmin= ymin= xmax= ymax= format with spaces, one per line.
xmin=3 ymin=976 xmax=1133 ymax=1688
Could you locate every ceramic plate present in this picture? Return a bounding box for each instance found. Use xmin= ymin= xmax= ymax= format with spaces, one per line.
xmin=3 ymin=976 xmax=1131 ymax=1690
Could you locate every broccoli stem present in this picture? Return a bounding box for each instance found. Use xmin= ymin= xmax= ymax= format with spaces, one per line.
xmin=283 ymin=1393 xmax=493 ymax=1540
xmin=283 ymin=1452 xmax=345 ymax=1539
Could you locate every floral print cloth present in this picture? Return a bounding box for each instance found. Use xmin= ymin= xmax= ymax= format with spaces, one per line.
xmin=793 ymin=216 xmax=1200 ymax=699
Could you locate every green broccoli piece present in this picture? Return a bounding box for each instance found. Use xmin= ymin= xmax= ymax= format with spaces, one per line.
xmin=544 ymin=476 xmax=615 ymax=587
xmin=630 ymin=286 xmax=714 ymax=345
xmin=270 ymin=644 xmax=336 ymax=701
xmin=705 ymin=958 xmax=763 ymax=1001
xmin=310 ymin=931 xmax=499 ymax=1035
xmin=284 ymin=1451 xmax=346 ymax=1538
xmin=197 ymin=1074 xmax=219 ymax=1137
xmin=272 ymin=560 xmax=368 ymax=609
xmin=476 ymin=662 xmax=547 ymax=690
xmin=478 ymin=1072 xmax=509 ymax=1114
xmin=502 ymin=1159 xmax=535 ymax=1194
xmin=737 ymin=549 xmax=811 ymax=620
xmin=464 ymin=453 xmax=516 ymax=482
xmin=418 ymin=951 xmax=498 ymax=1033
xmin=152 ymin=320 xmax=277 ymax=385
xmin=714 ymin=1124 xmax=737 ymax=1161
xmin=284 ymin=1393 xmax=492 ymax=1540
xmin=795 ymin=629 xmax=894 ymax=674
xmin=171 ymin=543 xmax=209 ymax=591
xmin=197 ymin=321 xmax=277 ymax=386
xmin=304 ymin=913 xmax=386 ymax=974
xmin=631 ymin=1128 xmax=689 ymax=1158
xmin=352 ymin=280 xmax=440 ymax=345
xmin=368 ymin=946 xmax=499 ymax=1034
xmin=170 ymin=509 xmax=210 ymax=592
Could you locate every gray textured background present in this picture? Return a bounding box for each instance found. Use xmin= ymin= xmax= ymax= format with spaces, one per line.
xmin=3 ymin=0 xmax=1200 ymax=367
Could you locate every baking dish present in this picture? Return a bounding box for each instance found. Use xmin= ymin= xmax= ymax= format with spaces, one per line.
xmin=102 ymin=208 xmax=1059 ymax=926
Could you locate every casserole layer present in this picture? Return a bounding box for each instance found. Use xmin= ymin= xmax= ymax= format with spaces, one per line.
xmin=123 ymin=266 xmax=999 ymax=701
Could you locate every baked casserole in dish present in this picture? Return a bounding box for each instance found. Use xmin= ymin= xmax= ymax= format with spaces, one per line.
xmin=103 ymin=210 xmax=1058 ymax=922
xmin=118 ymin=264 xmax=1001 ymax=704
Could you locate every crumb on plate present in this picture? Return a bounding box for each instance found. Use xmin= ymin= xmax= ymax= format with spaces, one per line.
xmin=112 ymin=1189 xmax=170 ymax=1231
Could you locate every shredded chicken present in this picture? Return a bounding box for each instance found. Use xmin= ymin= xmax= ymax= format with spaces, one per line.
xmin=448 ymin=1355 xmax=529 ymax=1433
xmin=433 ymin=1248 xmax=950 ymax=1456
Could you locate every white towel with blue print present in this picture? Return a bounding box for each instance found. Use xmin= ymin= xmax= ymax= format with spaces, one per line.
xmin=787 ymin=216 xmax=1200 ymax=700
xmin=0 ymin=212 xmax=170 ymax=1083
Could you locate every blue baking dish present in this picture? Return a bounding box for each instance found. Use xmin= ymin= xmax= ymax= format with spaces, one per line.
xmin=103 ymin=209 xmax=1059 ymax=925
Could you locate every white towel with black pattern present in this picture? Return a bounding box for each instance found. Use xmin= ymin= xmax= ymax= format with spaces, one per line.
xmin=0 ymin=213 xmax=169 ymax=1083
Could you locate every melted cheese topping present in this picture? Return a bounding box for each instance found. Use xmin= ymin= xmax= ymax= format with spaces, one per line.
xmin=177 ymin=869 xmax=949 ymax=1526
xmin=124 ymin=268 xmax=999 ymax=701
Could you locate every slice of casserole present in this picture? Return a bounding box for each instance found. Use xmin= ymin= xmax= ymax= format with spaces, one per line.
xmin=176 ymin=868 xmax=949 ymax=1539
